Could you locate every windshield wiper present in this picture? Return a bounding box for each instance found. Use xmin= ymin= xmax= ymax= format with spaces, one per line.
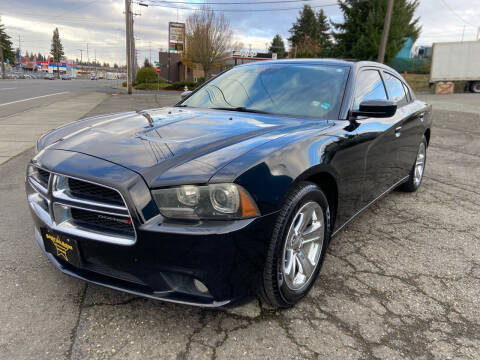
xmin=212 ymin=107 xmax=271 ymax=114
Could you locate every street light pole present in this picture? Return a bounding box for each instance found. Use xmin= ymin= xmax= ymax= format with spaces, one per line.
xmin=378 ymin=0 xmax=394 ymax=63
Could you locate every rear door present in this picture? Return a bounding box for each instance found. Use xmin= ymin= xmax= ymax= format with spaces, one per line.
xmin=382 ymin=72 xmax=423 ymax=179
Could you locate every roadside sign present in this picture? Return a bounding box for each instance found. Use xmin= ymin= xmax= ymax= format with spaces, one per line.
xmin=168 ymin=22 xmax=185 ymax=52
xmin=155 ymin=66 xmax=160 ymax=74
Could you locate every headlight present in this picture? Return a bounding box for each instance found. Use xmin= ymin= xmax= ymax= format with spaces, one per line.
xmin=152 ymin=184 xmax=260 ymax=220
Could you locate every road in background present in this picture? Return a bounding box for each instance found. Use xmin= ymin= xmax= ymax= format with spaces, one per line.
xmin=0 ymin=91 xmax=479 ymax=359
xmin=0 ymin=79 xmax=180 ymax=165
xmin=0 ymin=79 xmax=121 ymax=119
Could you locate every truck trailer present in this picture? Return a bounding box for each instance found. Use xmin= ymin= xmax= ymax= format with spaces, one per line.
xmin=430 ymin=41 xmax=480 ymax=93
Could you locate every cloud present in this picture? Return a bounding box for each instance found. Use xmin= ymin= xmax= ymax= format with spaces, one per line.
xmin=1 ymin=0 xmax=479 ymax=64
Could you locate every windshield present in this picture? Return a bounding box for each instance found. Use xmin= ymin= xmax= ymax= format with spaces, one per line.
xmin=180 ymin=63 xmax=349 ymax=119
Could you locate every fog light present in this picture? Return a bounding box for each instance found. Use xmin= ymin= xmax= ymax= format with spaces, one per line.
xmin=193 ymin=279 xmax=209 ymax=293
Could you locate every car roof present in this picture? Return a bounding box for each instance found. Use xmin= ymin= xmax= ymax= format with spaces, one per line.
xmin=237 ymin=58 xmax=393 ymax=71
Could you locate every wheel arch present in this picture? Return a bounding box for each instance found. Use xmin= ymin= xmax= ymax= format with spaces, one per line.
xmin=424 ymin=128 xmax=431 ymax=147
xmin=294 ymin=167 xmax=339 ymax=231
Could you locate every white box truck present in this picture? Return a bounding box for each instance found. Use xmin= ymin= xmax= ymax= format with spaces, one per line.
xmin=430 ymin=41 xmax=480 ymax=93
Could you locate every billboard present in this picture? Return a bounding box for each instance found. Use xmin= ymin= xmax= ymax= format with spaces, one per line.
xmin=169 ymin=22 xmax=185 ymax=52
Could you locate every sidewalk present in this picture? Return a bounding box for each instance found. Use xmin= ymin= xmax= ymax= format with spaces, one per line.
xmin=0 ymin=92 xmax=109 ymax=165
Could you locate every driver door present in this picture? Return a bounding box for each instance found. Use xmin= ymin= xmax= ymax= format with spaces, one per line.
xmin=352 ymin=68 xmax=404 ymax=205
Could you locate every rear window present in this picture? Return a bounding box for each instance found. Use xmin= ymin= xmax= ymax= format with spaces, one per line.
xmin=384 ymin=73 xmax=408 ymax=106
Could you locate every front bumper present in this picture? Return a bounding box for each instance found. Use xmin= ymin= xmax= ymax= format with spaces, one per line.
xmin=27 ymin=149 xmax=279 ymax=307
xmin=31 ymin=208 xmax=278 ymax=307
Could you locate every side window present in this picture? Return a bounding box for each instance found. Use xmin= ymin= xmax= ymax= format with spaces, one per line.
xmin=402 ymin=82 xmax=412 ymax=103
xmin=354 ymin=70 xmax=387 ymax=110
xmin=384 ymin=73 xmax=408 ymax=106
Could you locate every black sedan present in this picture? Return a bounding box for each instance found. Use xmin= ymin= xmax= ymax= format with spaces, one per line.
xmin=26 ymin=59 xmax=432 ymax=308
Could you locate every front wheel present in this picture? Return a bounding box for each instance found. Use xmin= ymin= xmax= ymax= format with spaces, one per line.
xmin=399 ymin=135 xmax=427 ymax=192
xmin=258 ymin=182 xmax=330 ymax=308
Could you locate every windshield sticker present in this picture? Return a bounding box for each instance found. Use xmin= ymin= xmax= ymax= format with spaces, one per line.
xmin=321 ymin=103 xmax=331 ymax=110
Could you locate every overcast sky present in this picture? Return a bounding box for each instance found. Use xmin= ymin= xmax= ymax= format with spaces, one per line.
xmin=1 ymin=0 xmax=478 ymax=65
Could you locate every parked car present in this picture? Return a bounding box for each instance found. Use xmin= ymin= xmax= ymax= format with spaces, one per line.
xmin=26 ymin=59 xmax=432 ymax=308
xmin=61 ymin=74 xmax=72 ymax=80
xmin=90 ymin=75 xmax=96 ymax=80
xmin=44 ymin=74 xmax=55 ymax=80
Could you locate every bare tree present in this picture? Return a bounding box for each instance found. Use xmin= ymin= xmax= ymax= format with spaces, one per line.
xmin=183 ymin=8 xmax=232 ymax=78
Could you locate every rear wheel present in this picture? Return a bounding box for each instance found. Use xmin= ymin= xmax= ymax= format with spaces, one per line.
xmin=258 ymin=182 xmax=330 ymax=308
xmin=470 ymin=81 xmax=480 ymax=93
xmin=399 ymin=135 xmax=427 ymax=192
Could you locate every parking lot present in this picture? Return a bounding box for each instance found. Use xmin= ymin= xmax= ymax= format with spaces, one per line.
xmin=0 ymin=90 xmax=478 ymax=359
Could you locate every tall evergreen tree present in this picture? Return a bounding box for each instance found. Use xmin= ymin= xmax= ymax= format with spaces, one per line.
xmin=143 ymin=58 xmax=152 ymax=68
xmin=269 ymin=34 xmax=286 ymax=58
xmin=289 ymin=5 xmax=319 ymax=46
xmin=0 ymin=20 xmax=15 ymax=65
xmin=50 ymin=28 xmax=64 ymax=78
xmin=332 ymin=0 xmax=421 ymax=63
xmin=316 ymin=9 xmax=332 ymax=56
xmin=288 ymin=5 xmax=332 ymax=58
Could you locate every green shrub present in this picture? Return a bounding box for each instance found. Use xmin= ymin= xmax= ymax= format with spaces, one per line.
xmin=135 ymin=66 xmax=159 ymax=84
xmin=165 ymin=79 xmax=205 ymax=91
xmin=122 ymin=81 xmax=127 ymax=87
xmin=134 ymin=82 xmax=170 ymax=90
xmin=390 ymin=58 xmax=431 ymax=74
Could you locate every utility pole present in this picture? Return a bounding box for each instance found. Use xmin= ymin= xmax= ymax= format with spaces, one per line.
xmin=149 ymin=41 xmax=152 ymax=65
xmin=0 ymin=44 xmax=5 ymax=79
xmin=77 ymin=49 xmax=84 ymax=63
xmin=125 ymin=0 xmax=133 ymax=94
xmin=94 ymin=49 xmax=97 ymax=80
xmin=378 ymin=0 xmax=394 ymax=63
xmin=86 ymin=43 xmax=89 ymax=63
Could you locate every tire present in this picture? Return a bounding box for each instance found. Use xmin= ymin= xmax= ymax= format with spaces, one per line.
xmin=258 ymin=182 xmax=330 ymax=308
xmin=399 ymin=135 xmax=427 ymax=192
xmin=470 ymin=81 xmax=480 ymax=93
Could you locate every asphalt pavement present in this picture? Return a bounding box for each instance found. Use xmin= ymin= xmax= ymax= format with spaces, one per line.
xmin=0 ymin=83 xmax=478 ymax=359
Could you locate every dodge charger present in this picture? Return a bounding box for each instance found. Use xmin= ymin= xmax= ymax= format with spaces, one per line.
xmin=26 ymin=59 xmax=432 ymax=308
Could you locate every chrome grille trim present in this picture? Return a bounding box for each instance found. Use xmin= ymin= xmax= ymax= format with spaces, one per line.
xmin=28 ymin=176 xmax=48 ymax=195
xmin=27 ymin=166 xmax=136 ymax=246
xmin=53 ymin=188 xmax=129 ymax=212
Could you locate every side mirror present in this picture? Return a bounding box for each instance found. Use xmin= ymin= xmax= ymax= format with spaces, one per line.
xmin=180 ymin=90 xmax=192 ymax=99
xmin=351 ymin=99 xmax=397 ymax=118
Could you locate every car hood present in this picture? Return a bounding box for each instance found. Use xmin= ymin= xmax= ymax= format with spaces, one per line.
xmin=46 ymin=107 xmax=333 ymax=187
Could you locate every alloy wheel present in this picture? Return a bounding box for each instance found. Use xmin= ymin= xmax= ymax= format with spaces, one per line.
xmin=414 ymin=142 xmax=426 ymax=187
xmin=281 ymin=201 xmax=324 ymax=291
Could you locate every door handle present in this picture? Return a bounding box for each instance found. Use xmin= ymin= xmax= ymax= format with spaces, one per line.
xmin=395 ymin=126 xmax=402 ymax=137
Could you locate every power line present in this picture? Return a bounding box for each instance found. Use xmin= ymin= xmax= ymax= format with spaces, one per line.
xmin=146 ymin=0 xmax=316 ymax=4
xmin=139 ymin=1 xmax=339 ymax=11
xmin=439 ymin=0 xmax=477 ymax=28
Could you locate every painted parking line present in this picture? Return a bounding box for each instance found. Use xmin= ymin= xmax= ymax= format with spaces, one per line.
xmin=0 ymin=87 xmax=17 ymax=91
xmin=0 ymin=92 xmax=69 ymax=107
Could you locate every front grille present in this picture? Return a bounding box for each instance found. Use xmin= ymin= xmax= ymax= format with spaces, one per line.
xmin=27 ymin=166 xmax=136 ymax=245
xmin=37 ymin=168 xmax=50 ymax=187
xmin=71 ymin=208 xmax=134 ymax=236
xmin=68 ymin=178 xmax=124 ymax=206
